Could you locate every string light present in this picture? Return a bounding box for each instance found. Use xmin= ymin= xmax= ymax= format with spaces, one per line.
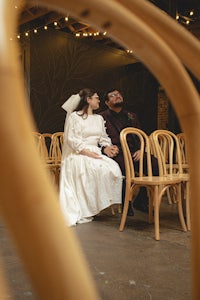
xmin=16 ymin=16 xmax=112 ymax=45
xmin=17 ymin=16 xmax=108 ymax=41
xmin=17 ymin=17 xmax=133 ymax=56
xmin=74 ymin=31 xmax=107 ymax=38
xmin=175 ymin=8 xmax=198 ymax=26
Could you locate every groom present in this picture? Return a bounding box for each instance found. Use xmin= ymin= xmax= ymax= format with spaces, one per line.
xmin=100 ymin=89 xmax=158 ymax=215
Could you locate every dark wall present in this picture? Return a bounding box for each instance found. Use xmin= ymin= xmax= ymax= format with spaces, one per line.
xmin=167 ymin=70 xmax=200 ymax=134
xmin=22 ymin=29 xmax=158 ymax=134
xmin=120 ymin=63 xmax=158 ymax=134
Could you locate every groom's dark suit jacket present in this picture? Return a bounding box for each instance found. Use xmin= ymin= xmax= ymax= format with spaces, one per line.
xmin=100 ymin=108 xmax=141 ymax=175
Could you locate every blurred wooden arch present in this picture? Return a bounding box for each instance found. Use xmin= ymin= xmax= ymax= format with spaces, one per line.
xmin=0 ymin=0 xmax=200 ymax=299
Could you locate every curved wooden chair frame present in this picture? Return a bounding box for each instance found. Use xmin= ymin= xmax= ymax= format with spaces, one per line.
xmin=177 ymin=132 xmax=189 ymax=169
xmin=119 ymin=127 xmax=187 ymax=240
xmin=151 ymin=129 xmax=190 ymax=231
xmin=0 ymin=0 xmax=200 ymax=298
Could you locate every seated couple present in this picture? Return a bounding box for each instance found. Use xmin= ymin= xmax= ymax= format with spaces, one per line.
xmin=59 ymin=88 xmax=158 ymax=226
xmin=59 ymin=88 xmax=122 ymax=226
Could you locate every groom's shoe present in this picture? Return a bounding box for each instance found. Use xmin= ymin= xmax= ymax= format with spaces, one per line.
xmin=125 ymin=203 xmax=134 ymax=216
xmin=121 ymin=201 xmax=134 ymax=216
xmin=127 ymin=206 xmax=134 ymax=216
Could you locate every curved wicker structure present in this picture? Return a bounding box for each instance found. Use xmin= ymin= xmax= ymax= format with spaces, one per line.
xmin=0 ymin=0 xmax=200 ymax=298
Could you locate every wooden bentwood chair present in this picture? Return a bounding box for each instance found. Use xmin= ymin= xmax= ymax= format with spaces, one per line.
xmin=177 ymin=133 xmax=189 ymax=173
xmin=119 ymin=127 xmax=187 ymax=240
xmin=151 ymin=130 xmax=190 ymax=231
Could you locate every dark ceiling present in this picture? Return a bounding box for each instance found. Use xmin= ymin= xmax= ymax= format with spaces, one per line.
xmin=18 ymin=0 xmax=200 ymax=49
xmin=150 ymin=0 xmax=200 ymax=38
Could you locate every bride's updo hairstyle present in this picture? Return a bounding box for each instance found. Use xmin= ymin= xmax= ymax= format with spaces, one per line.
xmin=74 ymin=88 xmax=96 ymax=117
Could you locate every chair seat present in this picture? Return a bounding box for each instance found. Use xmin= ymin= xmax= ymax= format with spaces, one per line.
xmin=133 ymin=175 xmax=182 ymax=185
xmin=170 ymin=173 xmax=189 ymax=182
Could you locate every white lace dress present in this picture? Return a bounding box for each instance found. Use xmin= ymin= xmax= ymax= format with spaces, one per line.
xmin=59 ymin=112 xmax=122 ymax=226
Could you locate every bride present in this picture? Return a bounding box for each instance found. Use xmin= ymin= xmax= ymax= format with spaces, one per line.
xmin=59 ymin=88 xmax=123 ymax=226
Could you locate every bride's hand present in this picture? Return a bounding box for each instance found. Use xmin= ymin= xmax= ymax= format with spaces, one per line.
xmin=103 ymin=145 xmax=119 ymax=158
xmin=80 ymin=149 xmax=102 ymax=159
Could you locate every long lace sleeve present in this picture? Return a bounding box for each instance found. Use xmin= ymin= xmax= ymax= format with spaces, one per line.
xmin=98 ymin=116 xmax=112 ymax=147
xmin=65 ymin=113 xmax=86 ymax=153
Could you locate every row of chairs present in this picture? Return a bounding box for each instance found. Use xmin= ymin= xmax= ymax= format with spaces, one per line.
xmin=33 ymin=130 xmax=189 ymax=240
xmin=120 ymin=128 xmax=189 ymax=240
xmin=33 ymin=132 xmax=64 ymax=186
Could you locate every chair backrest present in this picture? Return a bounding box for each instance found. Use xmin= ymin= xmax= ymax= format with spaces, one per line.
xmin=120 ymin=127 xmax=153 ymax=180
xmin=50 ymin=132 xmax=64 ymax=164
xmin=177 ymin=133 xmax=188 ymax=165
xmin=151 ymin=130 xmax=183 ymax=176
xmin=32 ymin=132 xmax=46 ymax=160
xmin=41 ymin=133 xmax=53 ymax=161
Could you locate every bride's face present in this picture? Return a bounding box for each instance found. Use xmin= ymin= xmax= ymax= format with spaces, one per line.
xmin=87 ymin=93 xmax=100 ymax=110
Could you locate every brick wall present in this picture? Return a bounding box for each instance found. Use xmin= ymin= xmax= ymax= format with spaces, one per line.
xmin=157 ymin=86 xmax=169 ymax=129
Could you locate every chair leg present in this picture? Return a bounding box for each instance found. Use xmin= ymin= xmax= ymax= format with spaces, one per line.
xmin=153 ymin=186 xmax=160 ymax=241
xmin=177 ymin=184 xmax=187 ymax=232
xmin=47 ymin=166 xmax=56 ymax=185
xmin=148 ymin=199 xmax=154 ymax=224
xmin=117 ymin=204 xmax=121 ymax=214
xmin=185 ymin=181 xmax=191 ymax=231
xmin=147 ymin=188 xmax=153 ymax=223
xmin=171 ymin=186 xmax=178 ymax=203
xmin=111 ymin=205 xmax=115 ymax=215
xmin=55 ymin=166 xmax=60 ymax=188
xmin=110 ymin=204 xmax=121 ymax=215
xmin=119 ymin=193 xmax=130 ymax=232
xmin=166 ymin=188 xmax=172 ymax=204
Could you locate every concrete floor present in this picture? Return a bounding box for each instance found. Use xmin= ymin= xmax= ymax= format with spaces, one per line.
xmin=0 ymin=199 xmax=191 ymax=299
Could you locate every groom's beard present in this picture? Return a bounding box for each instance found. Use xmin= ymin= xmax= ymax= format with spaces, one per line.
xmin=113 ymin=101 xmax=123 ymax=108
